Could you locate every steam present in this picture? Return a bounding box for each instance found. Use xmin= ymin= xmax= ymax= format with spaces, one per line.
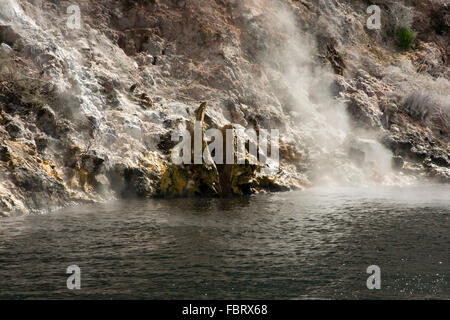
xmin=243 ymin=0 xmax=402 ymax=186
xmin=0 ymin=0 xmax=37 ymax=28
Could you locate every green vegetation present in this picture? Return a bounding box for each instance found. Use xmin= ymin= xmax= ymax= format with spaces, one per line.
xmin=396 ymin=26 xmax=416 ymax=50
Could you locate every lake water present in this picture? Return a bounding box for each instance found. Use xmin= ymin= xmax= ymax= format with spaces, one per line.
xmin=0 ymin=185 xmax=449 ymax=299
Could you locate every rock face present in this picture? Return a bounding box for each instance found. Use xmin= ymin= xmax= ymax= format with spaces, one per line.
xmin=0 ymin=0 xmax=449 ymax=216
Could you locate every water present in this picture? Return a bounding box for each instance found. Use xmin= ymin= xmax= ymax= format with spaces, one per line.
xmin=0 ymin=185 xmax=449 ymax=299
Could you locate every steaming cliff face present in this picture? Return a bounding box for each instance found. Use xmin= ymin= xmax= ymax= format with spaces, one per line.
xmin=0 ymin=0 xmax=449 ymax=216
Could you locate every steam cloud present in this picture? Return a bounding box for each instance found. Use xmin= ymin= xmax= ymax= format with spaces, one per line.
xmin=242 ymin=0 xmax=402 ymax=186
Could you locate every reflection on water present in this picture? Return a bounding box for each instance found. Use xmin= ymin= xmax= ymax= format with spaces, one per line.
xmin=0 ymin=185 xmax=449 ymax=299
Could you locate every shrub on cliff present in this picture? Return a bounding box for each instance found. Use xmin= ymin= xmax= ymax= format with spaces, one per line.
xmin=403 ymin=91 xmax=434 ymax=122
xmin=396 ymin=26 xmax=416 ymax=50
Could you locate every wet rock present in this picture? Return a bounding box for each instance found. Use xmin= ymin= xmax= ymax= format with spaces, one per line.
xmin=380 ymin=101 xmax=399 ymax=129
xmin=1 ymin=43 xmax=13 ymax=54
xmin=138 ymin=93 xmax=153 ymax=109
xmin=4 ymin=118 xmax=24 ymax=140
xmin=325 ymin=43 xmax=347 ymax=76
xmin=226 ymin=100 xmax=248 ymax=127
xmin=36 ymin=105 xmax=57 ymax=135
xmin=107 ymin=161 xmax=162 ymax=199
xmin=157 ymin=131 xmax=177 ymax=155
xmin=347 ymin=95 xmax=382 ymax=129
xmin=160 ymin=102 xmax=221 ymax=196
xmin=0 ymin=25 xmax=20 ymax=47
xmin=159 ymin=103 xmax=302 ymax=197
xmin=0 ymin=189 xmax=29 ymax=217
xmin=0 ymin=145 xmax=11 ymax=162
xmin=160 ymin=163 xmax=221 ymax=196
xmin=143 ymin=35 xmax=164 ymax=57
xmin=78 ymin=152 xmax=108 ymax=192
xmin=0 ymin=0 xmax=448 ymax=215
xmin=123 ymin=167 xmax=154 ymax=198
xmin=331 ymin=75 xmax=350 ymax=97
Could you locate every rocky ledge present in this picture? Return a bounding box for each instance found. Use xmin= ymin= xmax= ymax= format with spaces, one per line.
xmin=0 ymin=0 xmax=448 ymax=216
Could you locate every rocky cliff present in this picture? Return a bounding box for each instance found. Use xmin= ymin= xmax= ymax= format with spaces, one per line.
xmin=0 ymin=0 xmax=449 ymax=216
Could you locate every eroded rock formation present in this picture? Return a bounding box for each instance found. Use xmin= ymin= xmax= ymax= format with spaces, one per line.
xmin=0 ymin=0 xmax=448 ymax=216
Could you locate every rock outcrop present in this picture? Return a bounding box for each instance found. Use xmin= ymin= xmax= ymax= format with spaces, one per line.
xmin=0 ymin=0 xmax=448 ymax=216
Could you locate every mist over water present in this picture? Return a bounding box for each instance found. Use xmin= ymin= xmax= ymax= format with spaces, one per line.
xmin=0 ymin=185 xmax=448 ymax=299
